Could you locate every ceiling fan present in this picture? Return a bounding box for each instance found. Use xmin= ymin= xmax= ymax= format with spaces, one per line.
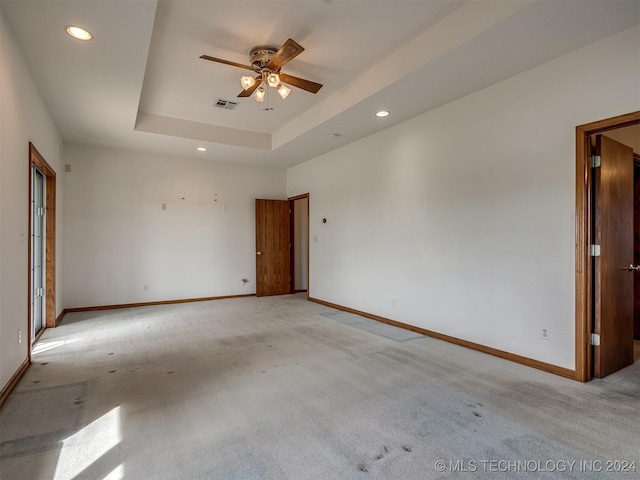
xmin=200 ymin=38 xmax=323 ymax=103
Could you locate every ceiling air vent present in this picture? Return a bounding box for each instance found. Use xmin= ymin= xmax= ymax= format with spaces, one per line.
xmin=214 ymin=99 xmax=239 ymax=110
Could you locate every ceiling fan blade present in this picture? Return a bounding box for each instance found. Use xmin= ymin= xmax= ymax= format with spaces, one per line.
xmin=200 ymin=54 xmax=255 ymax=71
xmin=268 ymin=39 xmax=304 ymax=70
xmin=237 ymin=76 xmax=262 ymax=98
xmin=279 ymin=73 xmax=323 ymax=94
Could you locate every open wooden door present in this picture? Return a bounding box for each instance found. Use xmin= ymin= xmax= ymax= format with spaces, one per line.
xmin=635 ymin=161 xmax=640 ymax=340
xmin=255 ymin=199 xmax=291 ymax=297
xmin=593 ymin=134 xmax=635 ymax=378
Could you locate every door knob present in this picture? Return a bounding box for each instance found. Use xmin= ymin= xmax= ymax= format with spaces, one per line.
xmin=623 ymin=264 xmax=640 ymax=270
xmin=256 ymin=251 xmax=262 ymax=255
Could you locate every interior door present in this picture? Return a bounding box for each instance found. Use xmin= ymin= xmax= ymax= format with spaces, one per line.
xmin=593 ymin=134 xmax=635 ymax=378
xmin=634 ymin=162 xmax=640 ymax=340
xmin=255 ymin=199 xmax=291 ymax=297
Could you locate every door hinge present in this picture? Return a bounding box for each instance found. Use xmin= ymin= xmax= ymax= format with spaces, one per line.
xmin=591 ymin=155 xmax=601 ymax=168
xmin=590 ymin=333 xmax=600 ymax=346
xmin=590 ymin=244 xmax=601 ymax=257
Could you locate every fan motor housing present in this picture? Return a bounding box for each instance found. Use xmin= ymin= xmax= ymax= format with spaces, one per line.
xmin=250 ymin=46 xmax=277 ymax=70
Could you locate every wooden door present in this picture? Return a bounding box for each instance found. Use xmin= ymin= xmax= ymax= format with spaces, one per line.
xmin=255 ymin=199 xmax=291 ymax=297
xmin=593 ymin=134 xmax=635 ymax=378
xmin=634 ymin=162 xmax=640 ymax=340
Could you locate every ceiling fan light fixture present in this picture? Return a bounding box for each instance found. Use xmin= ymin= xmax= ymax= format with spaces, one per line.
xmin=240 ymin=76 xmax=256 ymax=90
xmin=200 ymin=38 xmax=323 ymax=103
xmin=267 ymin=72 xmax=280 ymax=88
xmin=277 ymin=83 xmax=291 ymax=100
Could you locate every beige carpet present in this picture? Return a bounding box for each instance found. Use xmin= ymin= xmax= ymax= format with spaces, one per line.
xmin=1 ymin=294 xmax=639 ymax=479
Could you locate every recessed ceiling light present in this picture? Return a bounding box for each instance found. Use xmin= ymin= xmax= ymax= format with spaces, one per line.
xmin=196 ymin=147 xmax=207 ymax=152
xmin=376 ymin=110 xmax=390 ymax=117
xmin=328 ymin=133 xmax=341 ymax=138
xmin=65 ymin=25 xmax=93 ymax=41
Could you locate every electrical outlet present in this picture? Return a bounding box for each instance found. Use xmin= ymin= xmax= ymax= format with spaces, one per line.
xmin=392 ymin=297 xmax=397 ymax=307
xmin=18 ymin=329 xmax=22 ymax=344
xmin=143 ymin=284 xmax=150 ymax=292
xmin=541 ymin=327 xmax=550 ymax=340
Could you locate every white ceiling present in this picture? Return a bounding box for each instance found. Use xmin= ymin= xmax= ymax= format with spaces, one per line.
xmin=2 ymin=0 xmax=639 ymax=169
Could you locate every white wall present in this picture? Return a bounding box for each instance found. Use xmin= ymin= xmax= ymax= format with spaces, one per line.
xmin=1 ymin=8 xmax=63 ymax=389
xmin=287 ymin=26 xmax=640 ymax=370
xmin=62 ymin=143 xmax=286 ymax=308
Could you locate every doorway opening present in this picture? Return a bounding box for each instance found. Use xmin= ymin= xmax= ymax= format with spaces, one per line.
xmin=28 ymin=143 xmax=57 ymax=356
xmin=290 ymin=194 xmax=309 ymax=296
xmin=31 ymin=165 xmax=45 ymax=342
xmin=254 ymin=195 xmax=309 ymax=297
xmin=575 ymin=111 xmax=640 ymax=381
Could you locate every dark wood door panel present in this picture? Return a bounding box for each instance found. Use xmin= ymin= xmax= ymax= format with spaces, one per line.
xmin=635 ymin=161 xmax=640 ymax=340
xmin=256 ymin=199 xmax=291 ymax=297
xmin=594 ymin=135 xmax=634 ymax=377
